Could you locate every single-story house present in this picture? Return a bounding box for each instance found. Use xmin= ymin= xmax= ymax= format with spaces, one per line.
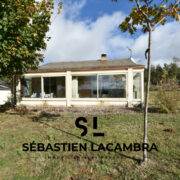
xmin=0 ymin=79 xmax=11 ymax=105
xmin=17 ymin=54 xmax=144 ymax=107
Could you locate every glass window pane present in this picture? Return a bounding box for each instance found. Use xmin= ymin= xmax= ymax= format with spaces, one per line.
xmin=72 ymin=76 xmax=97 ymax=98
xmin=133 ymin=72 xmax=141 ymax=99
xmin=44 ymin=77 xmax=65 ymax=98
xmin=98 ymin=74 xmax=126 ymax=98
xmin=21 ymin=77 xmax=41 ymax=98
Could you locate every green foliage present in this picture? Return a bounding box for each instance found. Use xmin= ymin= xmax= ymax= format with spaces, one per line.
xmin=0 ymin=0 xmax=62 ymax=77
xmin=0 ymin=75 xmax=11 ymax=86
xmin=164 ymin=63 xmax=180 ymax=80
xmin=145 ymin=63 xmax=180 ymax=86
xmin=113 ymin=0 xmax=180 ymax=34
xmin=155 ymin=72 xmax=180 ymax=113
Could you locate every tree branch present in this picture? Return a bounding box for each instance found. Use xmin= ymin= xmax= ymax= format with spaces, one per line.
xmin=153 ymin=0 xmax=180 ymax=30
xmin=135 ymin=0 xmax=151 ymax=28
xmin=135 ymin=0 xmax=149 ymax=21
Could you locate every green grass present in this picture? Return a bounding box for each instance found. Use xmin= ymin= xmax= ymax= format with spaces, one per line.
xmin=0 ymin=112 xmax=179 ymax=180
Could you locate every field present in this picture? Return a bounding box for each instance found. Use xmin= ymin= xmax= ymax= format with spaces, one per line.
xmin=0 ymin=111 xmax=179 ymax=180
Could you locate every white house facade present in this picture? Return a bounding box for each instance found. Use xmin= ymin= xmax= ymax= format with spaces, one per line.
xmin=17 ymin=55 xmax=144 ymax=107
xmin=0 ymin=81 xmax=11 ymax=105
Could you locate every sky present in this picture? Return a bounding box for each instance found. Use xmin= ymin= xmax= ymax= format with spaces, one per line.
xmin=43 ymin=0 xmax=180 ymax=66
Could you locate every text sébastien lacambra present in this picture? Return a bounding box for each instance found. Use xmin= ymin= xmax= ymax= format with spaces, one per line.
xmin=22 ymin=142 xmax=158 ymax=152
xmin=22 ymin=117 xmax=158 ymax=152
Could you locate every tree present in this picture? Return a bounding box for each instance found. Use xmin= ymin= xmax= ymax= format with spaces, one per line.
xmin=164 ymin=63 xmax=180 ymax=81
xmin=0 ymin=0 xmax=62 ymax=105
xmin=149 ymin=65 xmax=156 ymax=85
xmin=113 ymin=0 xmax=180 ymax=162
xmin=144 ymin=63 xmax=180 ymax=86
xmin=155 ymin=64 xmax=164 ymax=85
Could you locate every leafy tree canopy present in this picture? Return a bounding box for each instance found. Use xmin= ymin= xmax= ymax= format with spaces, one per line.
xmin=0 ymin=0 xmax=62 ymax=77
xmin=113 ymin=0 xmax=180 ymax=34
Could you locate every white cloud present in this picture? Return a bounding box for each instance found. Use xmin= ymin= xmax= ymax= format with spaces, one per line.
xmin=44 ymin=0 xmax=180 ymax=66
xmin=62 ymin=0 xmax=87 ymax=20
xmin=44 ymin=0 xmax=129 ymax=62
xmin=132 ymin=21 xmax=180 ymax=65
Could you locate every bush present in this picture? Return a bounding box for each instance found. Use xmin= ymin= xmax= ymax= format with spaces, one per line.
xmin=149 ymin=84 xmax=158 ymax=91
xmin=0 ymin=102 xmax=13 ymax=112
xmin=155 ymin=78 xmax=180 ymax=113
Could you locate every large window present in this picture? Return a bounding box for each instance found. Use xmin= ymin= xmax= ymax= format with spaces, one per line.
xmin=43 ymin=77 xmax=65 ymax=98
xmin=21 ymin=77 xmax=41 ymax=98
xmin=133 ymin=72 xmax=141 ymax=99
xmin=22 ymin=73 xmax=129 ymax=99
xmin=72 ymin=76 xmax=97 ymax=98
xmin=98 ymin=74 xmax=126 ymax=98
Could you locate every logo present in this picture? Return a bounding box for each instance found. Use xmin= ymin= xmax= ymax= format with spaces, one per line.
xmin=75 ymin=117 xmax=104 ymax=137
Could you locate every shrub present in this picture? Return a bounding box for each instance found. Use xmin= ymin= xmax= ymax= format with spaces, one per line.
xmin=0 ymin=102 xmax=13 ymax=112
xmin=155 ymin=75 xmax=180 ymax=113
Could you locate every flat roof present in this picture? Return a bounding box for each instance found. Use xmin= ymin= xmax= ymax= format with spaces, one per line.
xmin=28 ymin=58 xmax=144 ymax=73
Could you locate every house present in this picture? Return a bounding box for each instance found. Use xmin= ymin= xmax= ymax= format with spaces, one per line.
xmin=0 ymin=79 xmax=11 ymax=105
xmin=17 ymin=54 xmax=144 ymax=107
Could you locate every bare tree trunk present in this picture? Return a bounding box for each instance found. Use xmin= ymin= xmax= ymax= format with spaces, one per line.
xmin=143 ymin=29 xmax=152 ymax=162
xmin=12 ymin=73 xmax=17 ymax=107
xmin=10 ymin=77 xmax=13 ymax=106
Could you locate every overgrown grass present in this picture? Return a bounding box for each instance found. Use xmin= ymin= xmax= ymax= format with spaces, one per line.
xmin=0 ymin=112 xmax=179 ymax=180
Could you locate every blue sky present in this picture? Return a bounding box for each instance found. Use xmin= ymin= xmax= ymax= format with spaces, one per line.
xmin=76 ymin=0 xmax=131 ymax=20
xmin=43 ymin=0 xmax=180 ymax=65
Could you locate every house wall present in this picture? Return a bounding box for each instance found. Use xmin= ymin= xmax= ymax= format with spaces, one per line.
xmin=17 ymin=68 xmax=144 ymax=107
xmin=0 ymin=90 xmax=11 ymax=105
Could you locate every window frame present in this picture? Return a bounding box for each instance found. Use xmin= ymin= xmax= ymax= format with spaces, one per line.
xmin=133 ymin=72 xmax=142 ymax=100
xmin=21 ymin=71 xmax=139 ymax=101
xmin=43 ymin=76 xmax=66 ymax=99
xmin=71 ymin=72 xmax=128 ymax=100
xmin=21 ymin=75 xmax=66 ymax=100
xmin=97 ymin=73 xmax=127 ymax=100
xmin=21 ymin=76 xmax=42 ymax=99
xmin=71 ymin=74 xmax=98 ymax=99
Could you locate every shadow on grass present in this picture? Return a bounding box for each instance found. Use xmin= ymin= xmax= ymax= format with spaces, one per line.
xmin=31 ymin=111 xmax=61 ymax=122
xmin=30 ymin=112 xmax=142 ymax=164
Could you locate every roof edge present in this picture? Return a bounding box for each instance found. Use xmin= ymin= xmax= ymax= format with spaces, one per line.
xmin=27 ymin=65 xmax=145 ymax=74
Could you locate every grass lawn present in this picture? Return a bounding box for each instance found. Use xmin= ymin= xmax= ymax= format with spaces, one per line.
xmin=0 ymin=112 xmax=179 ymax=180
